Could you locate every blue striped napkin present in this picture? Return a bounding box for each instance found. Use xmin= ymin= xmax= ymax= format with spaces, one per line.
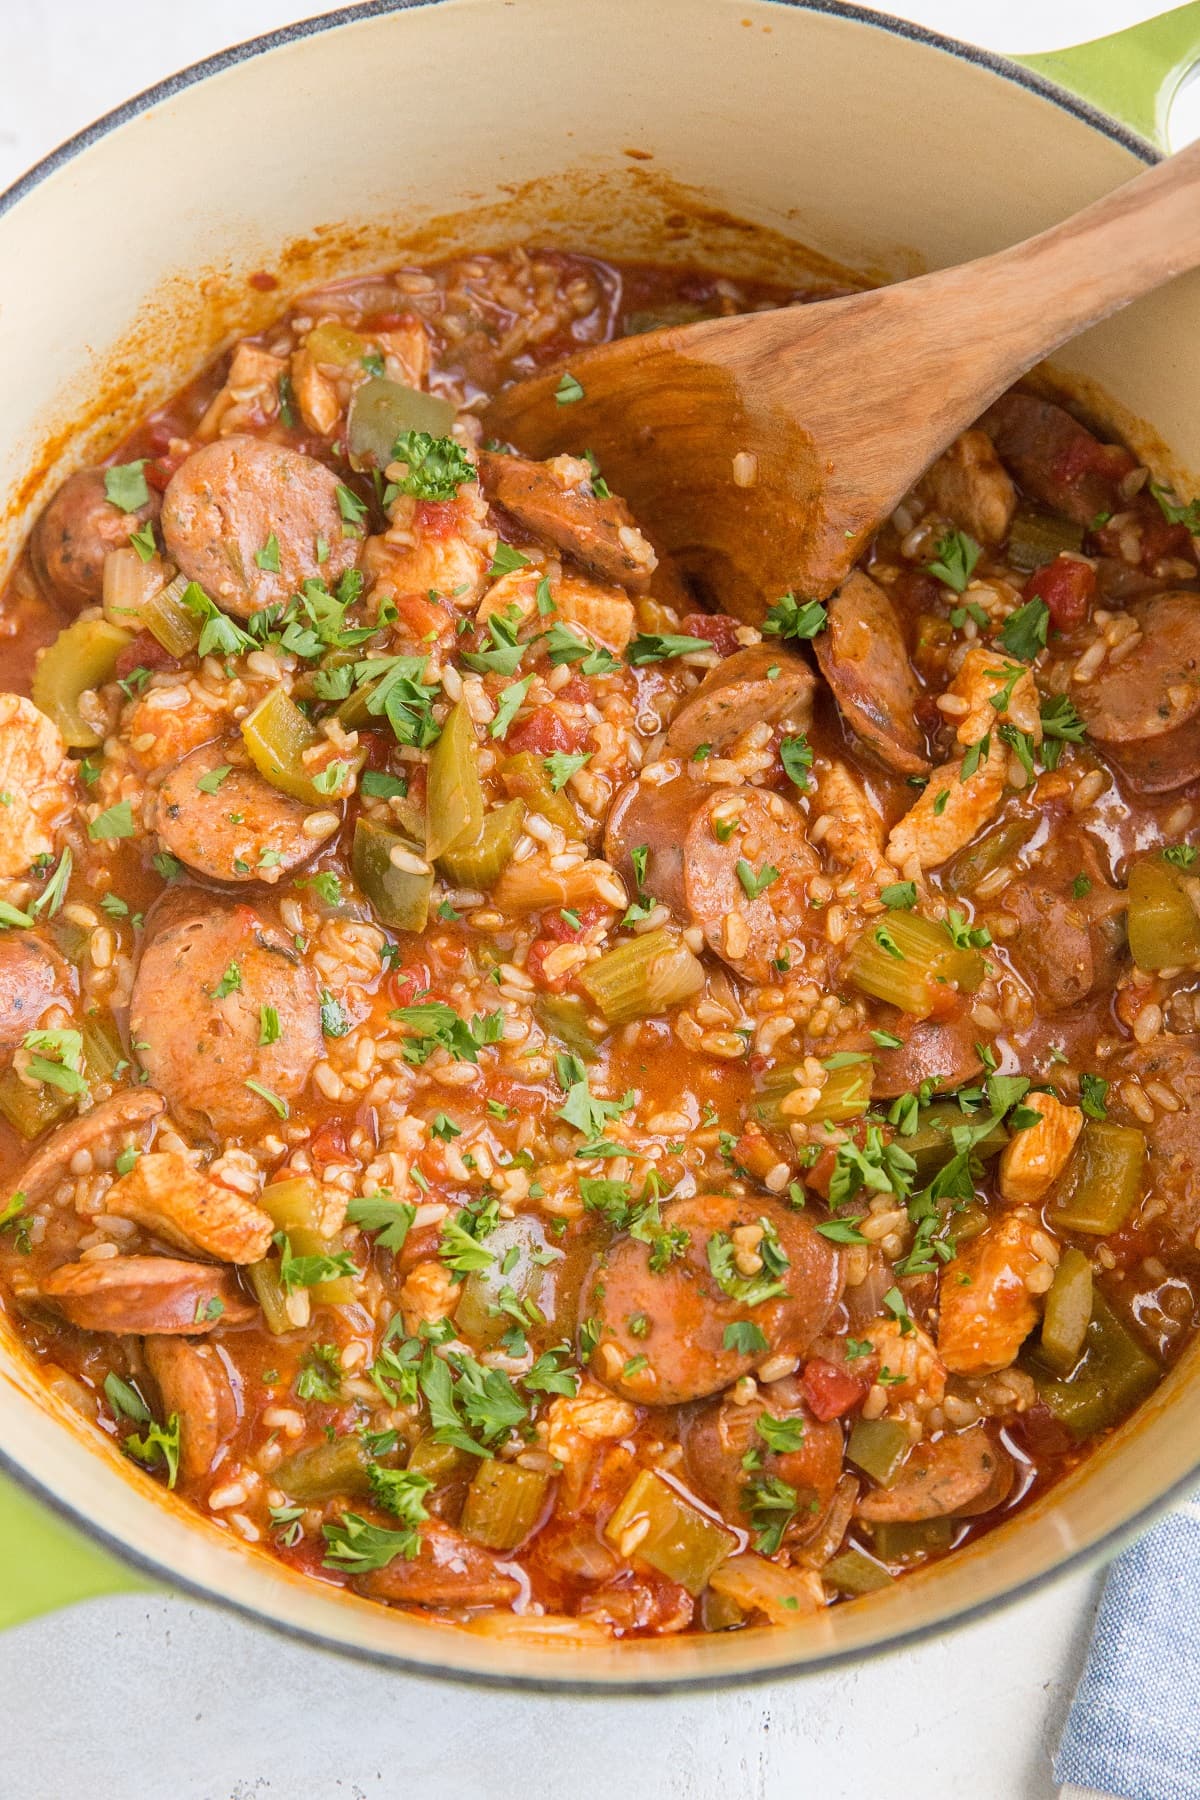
xmin=1056 ymin=1499 xmax=1200 ymax=1800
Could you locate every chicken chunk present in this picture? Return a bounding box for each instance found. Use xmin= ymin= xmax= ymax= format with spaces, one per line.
xmin=0 ymin=695 xmax=74 ymax=877
xmin=937 ymin=1208 xmax=1060 ymax=1375
xmin=103 ymin=1151 xmax=274 ymax=1264
xmin=997 ymin=1095 xmax=1083 ymax=1205
xmin=917 ymin=429 xmax=1017 ymax=547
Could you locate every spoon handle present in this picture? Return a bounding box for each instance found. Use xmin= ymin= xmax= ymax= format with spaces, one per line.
xmin=893 ymin=136 xmax=1200 ymax=404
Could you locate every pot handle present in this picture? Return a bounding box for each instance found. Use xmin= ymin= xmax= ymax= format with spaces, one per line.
xmin=1012 ymin=2 xmax=1200 ymax=150
xmin=0 ymin=1469 xmax=149 ymax=1629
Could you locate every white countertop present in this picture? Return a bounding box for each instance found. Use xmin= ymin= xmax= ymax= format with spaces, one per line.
xmin=0 ymin=3 xmax=1177 ymax=1794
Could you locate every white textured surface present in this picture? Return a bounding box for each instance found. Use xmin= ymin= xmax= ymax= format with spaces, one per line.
xmin=0 ymin=2 xmax=1173 ymax=1794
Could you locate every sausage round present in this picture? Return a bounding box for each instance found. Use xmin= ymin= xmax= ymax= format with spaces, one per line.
xmin=31 ymin=467 xmax=160 ymax=611
xmin=682 ymin=1375 xmax=844 ymax=1526
xmin=0 ymin=934 xmax=74 ymax=1054
xmin=1071 ymin=593 xmax=1200 ymax=793
xmin=160 ymin=437 xmax=359 ymax=620
xmin=856 ymin=1427 xmax=1013 ymax=1522
xmin=11 ymin=1090 xmax=164 ymax=1207
xmin=1113 ymin=1039 xmax=1200 ymax=1266
xmin=588 ymin=1194 xmax=843 ymax=1405
xmin=354 ymin=1518 xmax=520 ymax=1608
xmin=813 ymin=571 xmax=930 ymax=776
xmin=870 ymin=1010 xmax=984 ymax=1099
xmin=143 ymin=1336 xmax=240 ymax=1483
xmin=155 ymin=741 xmax=333 ymax=885
xmin=605 ymin=774 xmax=817 ymax=981
xmin=662 ymin=644 xmax=814 ymax=759
xmin=981 ymin=392 xmax=1132 ymax=525
xmin=130 ymin=891 xmax=324 ymax=1140
xmin=477 ymin=450 xmax=656 ymax=594
xmin=38 ymin=1256 xmax=255 ymax=1334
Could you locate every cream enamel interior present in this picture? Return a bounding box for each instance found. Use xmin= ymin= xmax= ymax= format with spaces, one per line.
xmin=1 ymin=0 xmax=1199 ymax=1685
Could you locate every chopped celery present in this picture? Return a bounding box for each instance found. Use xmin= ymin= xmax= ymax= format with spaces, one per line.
xmin=31 ymin=618 xmax=133 ymax=749
xmin=1048 ymin=1119 xmax=1145 ymax=1236
xmin=425 ymin=698 xmax=483 ymax=862
xmin=139 ymin=572 xmax=204 ymax=658
xmin=461 ymin=1459 xmax=550 ymax=1551
xmin=247 ymin=1257 xmax=293 ymax=1335
xmin=868 ymin=1518 xmax=955 ymax=1561
xmin=578 ymin=928 xmax=705 ymax=1025
xmin=347 ymin=376 xmax=456 ymax=470
xmin=81 ymin=1011 xmax=124 ymax=1083
xmin=535 ymin=993 xmax=601 ymax=1062
xmin=846 ymin=1418 xmax=911 ymax=1488
xmin=352 ymin=818 xmax=432 ymax=932
xmin=1005 ymin=505 xmax=1085 ymax=572
xmin=822 ymin=1547 xmax=895 ymax=1594
xmin=455 ymin=1216 xmax=559 ymax=1347
xmin=755 ymin=1057 xmax=871 ymax=1127
xmin=605 ymin=1470 xmax=735 ymax=1596
xmin=0 ymin=1067 xmax=73 ymax=1139
xmin=699 ymin=1587 xmax=748 ymax=1631
xmin=259 ymin=1177 xmax=355 ymax=1303
xmin=906 ymin=1101 xmax=1009 ymax=1184
xmin=844 ymin=910 xmax=985 ymax=1019
xmin=276 ymin=1435 xmax=372 ymax=1501
xmin=1128 ymin=856 xmax=1200 ymax=971
xmin=1031 ymin=1290 xmax=1157 ymax=1437
xmin=500 ymin=752 xmax=580 ymax=836
xmin=242 ymin=687 xmax=361 ymax=806
xmin=407 ymin=1432 xmax=472 ymax=1484
xmin=944 ymin=816 xmax=1037 ymax=895
xmin=438 ymin=800 xmax=525 ymax=889
xmin=1039 ymin=1246 xmax=1093 ymax=1375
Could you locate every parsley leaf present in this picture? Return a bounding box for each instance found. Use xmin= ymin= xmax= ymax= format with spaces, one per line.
xmin=103 ymin=460 xmax=150 ymax=511
xmin=626 ymin=632 xmax=712 ymax=665
xmin=780 ymin=732 xmax=813 ymax=789
xmin=999 ymin=597 xmax=1050 ymax=662
xmin=124 ymin=1412 xmax=182 ymax=1487
xmin=736 ymin=859 xmax=779 ymax=902
xmin=323 ymin=1509 xmax=426 ymax=1572
xmin=490 ymin=674 xmax=533 ymax=739
xmin=88 ymin=801 xmax=136 ymax=841
xmin=763 ymin=593 xmax=826 ymax=640
xmin=1080 ymin=1072 xmax=1109 ymax=1120
xmin=391 ymin=431 xmax=474 ymax=501
xmin=926 ymin=529 xmax=981 ymax=594
xmin=544 ymin=750 xmax=590 ymax=791
xmin=555 ymin=372 xmax=584 ymax=404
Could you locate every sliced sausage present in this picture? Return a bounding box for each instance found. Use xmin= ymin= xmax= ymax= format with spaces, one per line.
xmin=477 ymin=450 xmax=657 ymax=594
xmin=1070 ymin=592 xmax=1200 ymax=793
xmin=160 ymin=437 xmax=359 ymax=621
xmin=0 ymin=934 xmax=74 ymax=1054
xmin=870 ymin=1010 xmax=984 ymax=1099
xmin=682 ymin=1375 xmax=844 ymax=1528
xmin=0 ymin=694 xmax=74 ymax=878
xmin=155 ymin=741 xmax=334 ymax=885
xmin=354 ymin=1518 xmax=520 ymax=1608
xmin=130 ymin=892 xmax=324 ymax=1140
xmin=813 ymin=571 xmax=930 ymax=776
xmin=1113 ymin=1039 xmax=1200 ymax=1265
xmin=856 ymin=1427 xmax=1013 ymax=1522
xmin=589 ymin=1194 xmax=843 ymax=1405
xmin=143 ymin=1336 xmax=240 ymax=1483
xmin=104 ymin=1151 xmax=274 ymax=1264
xmin=917 ymin=429 xmax=1017 ymax=547
xmin=11 ymin=1089 xmax=164 ymax=1207
xmin=662 ymin=645 xmax=814 ymax=759
xmin=1001 ymin=883 xmax=1111 ymax=1011
xmin=38 ymin=1256 xmax=254 ymax=1334
xmin=605 ymin=775 xmax=818 ymax=981
xmin=31 ymin=467 xmax=160 ymax=611
xmin=981 ymin=392 xmax=1134 ymax=525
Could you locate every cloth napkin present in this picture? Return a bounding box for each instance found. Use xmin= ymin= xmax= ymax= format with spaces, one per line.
xmin=1055 ymin=1496 xmax=1200 ymax=1800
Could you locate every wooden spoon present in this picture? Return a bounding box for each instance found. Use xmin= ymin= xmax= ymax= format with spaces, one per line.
xmin=485 ymin=140 xmax=1200 ymax=623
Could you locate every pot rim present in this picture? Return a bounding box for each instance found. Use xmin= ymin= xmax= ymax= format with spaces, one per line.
xmin=0 ymin=0 xmax=1183 ymax=1689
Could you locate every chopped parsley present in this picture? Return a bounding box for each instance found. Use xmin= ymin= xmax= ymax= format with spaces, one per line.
xmin=390 ymin=431 xmax=474 ymax=501
xmin=626 ymin=632 xmax=713 ymax=665
xmin=926 ymin=529 xmax=981 ymax=594
xmin=87 ymin=801 xmax=136 ymax=841
xmin=763 ymin=593 xmax=827 ymax=640
xmin=555 ymin=372 xmax=585 ymax=404
xmin=103 ymin=460 xmax=150 ymax=511
xmin=736 ymin=860 xmax=779 ymax=901
xmin=780 ymin=732 xmax=813 ymax=789
xmin=1080 ymin=1072 xmax=1109 ymax=1120
xmin=999 ymin=596 xmax=1050 ymax=662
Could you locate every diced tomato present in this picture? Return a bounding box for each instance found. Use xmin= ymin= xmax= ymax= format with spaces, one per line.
xmin=1014 ymin=1400 xmax=1074 ymax=1460
xmin=391 ymin=591 xmax=454 ymax=645
xmin=1053 ymin=430 xmax=1134 ymax=502
xmin=801 ymin=1358 xmax=871 ymax=1421
xmin=1023 ymin=555 xmax=1096 ymax=634
xmin=309 ymin=1122 xmax=350 ymax=1171
xmin=506 ymin=706 xmax=587 ymax=756
xmin=680 ymin=611 xmax=742 ymax=657
xmin=387 ymin=964 xmax=430 ymax=1009
xmin=415 ymin=498 xmax=460 ymax=540
xmin=114 ymin=631 xmax=180 ymax=682
xmin=1131 ymin=496 xmax=1196 ymax=572
xmin=537 ymin=901 xmax=606 ymax=943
